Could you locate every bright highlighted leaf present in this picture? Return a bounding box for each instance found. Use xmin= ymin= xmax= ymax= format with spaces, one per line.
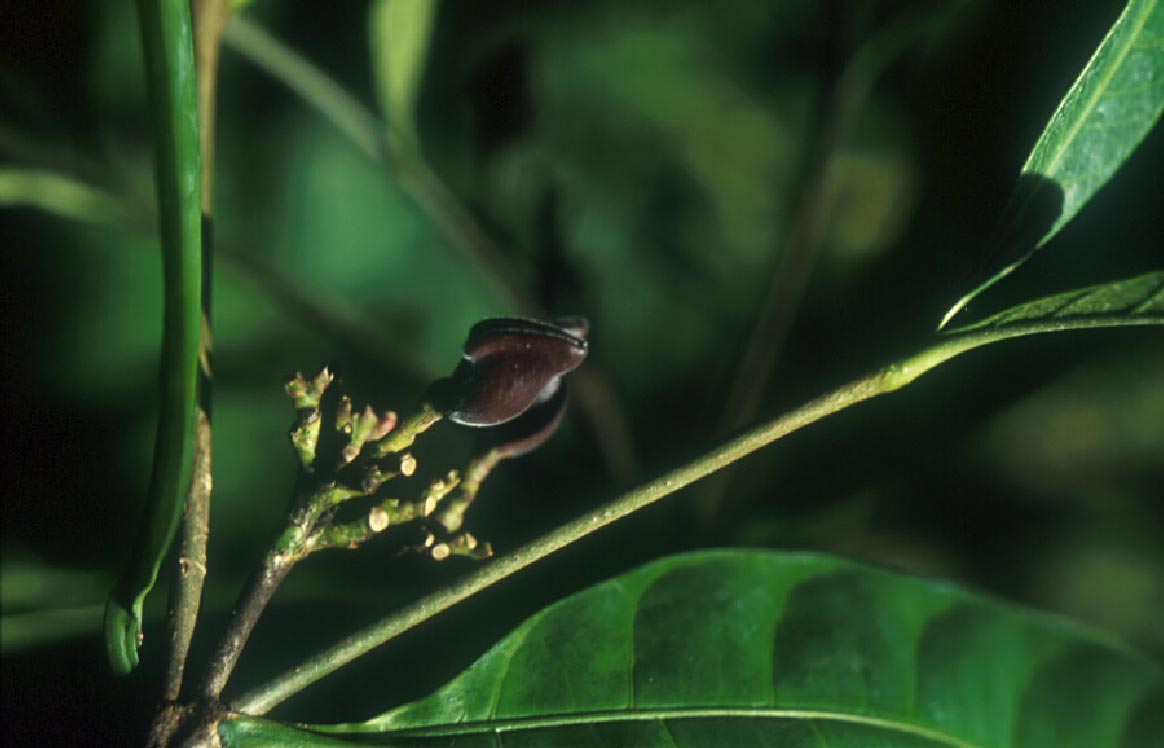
xmin=1022 ymin=0 xmax=1164 ymax=245
xmin=941 ymin=0 xmax=1164 ymax=328
xmin=0 ymin=169 xmax=129 ymax=226
xmin=220 ymin=551 xmax=1163 ymax=748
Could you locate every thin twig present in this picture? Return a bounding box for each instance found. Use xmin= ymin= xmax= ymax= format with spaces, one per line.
xmin=697 ymin=56 xmax=863 ymax=522
xmin=219 ymin=244 xmax=434 ymax=383
xmin=157 ymin=0 xmax=230 ymax=703
xmin=701 ymin=8 xmax=958 ymax=521
xmin=200 ymin=379 xmax=444 ymax=700
xmin=221 ymin=15 xmax=386 ymax=162
xmin=200 ymin=550 xmax=297 ymax=699
xmin=161 ymin=411 xmax=212 ymax=702
xmin=221 ymin=15 xmax=529 ymax=311
xmin=194 ymin=0 xmax=231 ymax=213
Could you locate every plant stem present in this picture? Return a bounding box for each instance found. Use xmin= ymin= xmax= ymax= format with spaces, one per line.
xmin=703 ymin=7 xmax=959 ymax=521
xmin=221 ymin=15 xmax=386 ymax=162
xmin=233 ymin=315 xmax=1162 ymax=715
xmin=162 ymin=411 xmax=212 ymax=702
xmin=104 ymin=0 xmax=202 ymax=676
xmin=220 ymin=246 xmax=434 ymax=383
xmin=194 ymin=0 xmax=230 ymax=213
xmin=228 ymin=334 xmax=976 ymax=714
xmin=159 ymin=0 xmax=230 ymax=703
xmin=201 ymin=550 xmax=298 ymax=699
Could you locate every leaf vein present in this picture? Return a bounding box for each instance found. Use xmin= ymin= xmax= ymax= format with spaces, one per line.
xmin=383 ymin=707 xmax=990 ymax=748
xmin=1024 ymin=0 xmax=1156 ymax=179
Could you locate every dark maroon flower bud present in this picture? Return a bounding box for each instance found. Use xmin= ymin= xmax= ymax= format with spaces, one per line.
xmin=427 ymin=317 xmax=588 ymax=427
xmin=485 ymin=381 xmax=570 ymax=458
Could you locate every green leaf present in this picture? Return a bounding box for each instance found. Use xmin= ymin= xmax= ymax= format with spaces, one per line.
xmin=891 ymin=271 xmax=1164 ymax=401
xmin=368 ymin=0 xmax=438 ymax=152
xmin=945 ymin=269 xmax=1164 ymax=336
xmin=940 ymin=0 xmax=1164 ymax=328
xmin=1022 ymin=0 xmax=1164 ymax=244
xmin=104 ymin=0 xmax=203 ymax=675
xmin=0 ymin=168 xmax=130 ymax=226
xmin=881 ymin=271 xmax=1164 ymax=399
xmin=1 ymin=553 xmax=110 ymax=653
xmin=221 ymin=551 xmax=1163 ymax=748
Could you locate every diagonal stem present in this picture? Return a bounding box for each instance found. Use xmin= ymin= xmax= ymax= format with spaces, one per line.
xmin=231 ymin=329 xmax=1031 ymax=715
xmin=233 ymin=305 xmax=1163 ymax=714
xmin=158 ymin=0 xmax=230 ymax=704
xmin=702 ymin=6 xmax=963 ymax=521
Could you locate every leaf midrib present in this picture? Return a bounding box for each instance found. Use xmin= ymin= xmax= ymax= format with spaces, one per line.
xmin=374 ymin=706 xmax=986 ymax=748
xmin=1021 ymin=0 xmax=1157 ymax=178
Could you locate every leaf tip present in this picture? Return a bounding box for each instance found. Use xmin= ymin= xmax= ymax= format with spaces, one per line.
xmin=937 ymin=296 xmax=972 ymax=332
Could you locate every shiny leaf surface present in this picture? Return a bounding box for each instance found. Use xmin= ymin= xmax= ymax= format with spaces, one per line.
xmin=222 ymin=551 xmax=1163 ymax=748
xmin=941 ymin=0 xmax=1164 ymax=327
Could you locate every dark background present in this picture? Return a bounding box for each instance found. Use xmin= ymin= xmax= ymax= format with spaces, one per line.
xmin=3 ymin=1 xmax=1162 ymax=745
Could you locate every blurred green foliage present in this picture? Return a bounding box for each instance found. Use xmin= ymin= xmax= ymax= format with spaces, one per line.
xmin=1 ymin=0 xmax=1161 ymax=744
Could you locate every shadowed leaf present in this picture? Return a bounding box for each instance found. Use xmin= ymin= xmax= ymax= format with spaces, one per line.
xmin=941 ymin=0 xmax=1164 ymax=327
xmin=220 ymin=551 xmax=1163 ymax=748
xmin=946 ymin=269 xmax=1164 ymax=336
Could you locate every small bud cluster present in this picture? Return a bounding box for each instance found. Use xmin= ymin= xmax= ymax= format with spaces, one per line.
xmin=277 ymin=316 xmax=587 ymax=564
xmin=279 ymin=368 xmax=483 ymax=561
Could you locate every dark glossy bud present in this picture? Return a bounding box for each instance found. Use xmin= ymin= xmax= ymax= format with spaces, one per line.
xmin=427 ymin=317 xmax=588 ymax=427
xmin=485 ymin=380 xmax=570 ymax=458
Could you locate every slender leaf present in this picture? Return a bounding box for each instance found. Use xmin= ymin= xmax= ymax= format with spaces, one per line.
xmin=940 ymin=0 xmax=1164 ymax=328
xmin=2 ymin=555 xmax=109 ymax=653
xmin=369 ymin=0 xmax=438 ymax=151
xmin=0 ymin=168 xmax=129 ymax=225
xmin=2 ymin=606 xmax=106 ymax=654
xmin=221 ymin=551 xmax=1163 ymax=748
xmin=103 ymin=0 xmax=203 ymax=674
xmin=946 ymin=269 xmax=1164 ymax=336
xmin=224 ymin=16 xmax=383 ymax=160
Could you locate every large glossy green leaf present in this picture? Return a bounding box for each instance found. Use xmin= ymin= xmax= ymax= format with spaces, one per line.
xmin=941 ymin=0 xmax=1164 ymax=328
xmin=220 ymin=551 xmax=1163 ymax=748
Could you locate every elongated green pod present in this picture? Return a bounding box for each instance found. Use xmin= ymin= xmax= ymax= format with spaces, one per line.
xmin=104 ymin=0 xmax=202 ymax=674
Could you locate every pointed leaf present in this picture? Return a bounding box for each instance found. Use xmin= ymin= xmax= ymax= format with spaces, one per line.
xmin=941 ymin=0 xmax=1164 ymax=328
xmin=1022 ymin=0 xmax=1164 ymax=245
xmin=945 ymin=269 xmax=1164 ymax=337
xmin=221 ymin=551 xmax=1164 ymax=748
xmin=369 ymin=0 xmax=438 ymax=151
